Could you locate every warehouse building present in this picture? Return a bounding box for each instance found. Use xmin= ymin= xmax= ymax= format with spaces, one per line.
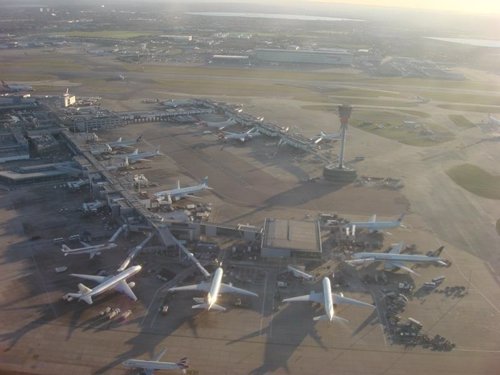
xmin=261 ymin=218 xmax=322 ymax=258
xmin=255 ymin=48 xmax=353 ymax=65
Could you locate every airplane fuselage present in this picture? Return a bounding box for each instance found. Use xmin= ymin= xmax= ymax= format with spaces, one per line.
xmin=353 ymin=252 xmax=442 ymax=263
xmin=323 ymin=277 xmax=335 ymax=322
xmin=87 ymin=265 xmax=141 ymax=298
xmin=207 ymin=267 xmax=223 ymax=309
xmin=155 ymin=184 xmax=207 ymax=200
xmin=122 ymin=359 xmax=179 ymax=371
xmin=349 ymin=221 xmax=400 ymax=230
xmin=62 ymin=243 xmax=117 ymax=256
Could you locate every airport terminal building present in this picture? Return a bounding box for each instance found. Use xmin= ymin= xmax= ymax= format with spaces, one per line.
xmin=261 ymin=218 xmax=322 ymax=258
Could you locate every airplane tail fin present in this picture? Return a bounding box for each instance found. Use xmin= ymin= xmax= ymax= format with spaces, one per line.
xmin=61 ymin=244 xmax=71 ymax=254
xmin=177 ymin=357 xmax=189 ymax=370
xmin=433 ymin=245 xmax=444 ymax=257
xmin=132 ymin=148 xmax=139 ymax=155
xmin=202 ymin=176 xmax=212 ymax=189
xmin=397 ymin=213 xmax=406 ymax=222
xmin=136 ymin=135 xmax=143 ymax=142
xmin=78 ymin=283 xmax=92 ymax=294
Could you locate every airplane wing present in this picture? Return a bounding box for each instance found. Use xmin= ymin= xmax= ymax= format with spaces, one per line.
xmin=389 ymin=242 xmax=404 ymax=254
xmin=169 ymin=281 xmax=211 ymax=293
xmin=220 ymin=283 xmax=258 ymax=297
xmin=114 ymin=280 xmax=138 ymax=301
xmin=79 ymin=241 xmax=92 ymax=248
xmin=153 ymin=348 xmax=168 ymax=361
xmin=283 ymin=292 xmax=323 ymax=304
xmin=389 ymin=261 xmax=420 ymax=276
xmin=369 ymin=214 xmax=377 ymax=222
xmin=333 ymin=294 xmax=374 ymax=308
xmin=69 ymin=273 xmax=107 ymax=283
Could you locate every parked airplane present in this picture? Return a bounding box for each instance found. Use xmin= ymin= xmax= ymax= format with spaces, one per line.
xmin=287 ymin=265 xmax=314 ymax=281
xmin=1 ymin=80 xmax=33 ymax=92
xmin=311 ymin=131 xmax=341 ymax=144
xmin=201 ymin=117 xmax=237 ymax=130
xmin=114 ymin=148 xmax=162 ymax=163
xmin=61 ymin=241 xmax=117 ymax=259
xmin=283 ymin=277 xmax=374 ymax=322
xmin=346 ymin=213 xmax=405 ymax=232
xmin=106 ymin=135 xmax=143 ymax=149
xmin=64 ymin=265 xmax=142 ymax=304
xmin=346 ymin=242 xmax=447 ymax=275
xmin=122 ymin=348 xmax=189 ymax=374
xmin=218 ymin=127 xmax=260 ymax=143
xmin=154 ymin=177 xmax=211 ymax=202
xmin=168 ymin=267 xmax=258 ymax=311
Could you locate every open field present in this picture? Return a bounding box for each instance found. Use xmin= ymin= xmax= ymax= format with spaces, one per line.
xmin=446 ymin=164 xmax=500 ymax=200
xmin=438 ymin=103 xmax=500 ymax=113
xmin=49 ymin=31 xmax=154 ymax=39
xmin=448 ymin=114 xmax=475 ymax=129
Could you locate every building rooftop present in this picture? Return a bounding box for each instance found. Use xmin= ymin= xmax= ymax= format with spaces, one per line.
xmin=262 ymin=218 xmax=321 ymax=254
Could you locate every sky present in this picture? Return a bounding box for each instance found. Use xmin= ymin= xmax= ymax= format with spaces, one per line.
xmin=313 ymin=0 xmax=500 ymax=14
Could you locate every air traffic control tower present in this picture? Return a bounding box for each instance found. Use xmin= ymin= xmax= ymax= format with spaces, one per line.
xmin=323 ymin=104 xmax=357 ymax=183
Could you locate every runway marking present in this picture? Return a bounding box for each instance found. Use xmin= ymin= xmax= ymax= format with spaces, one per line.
xmin=259 ymin=271 xmax=269 ymax=337
xmin=441 ymin=224 xmax=500 ymax=315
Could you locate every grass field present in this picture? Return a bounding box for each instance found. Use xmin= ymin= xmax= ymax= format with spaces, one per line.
xmin=447 ymin=164 xmax=500 ymax=200
xmin=438 ymin=104 xmax=500 ymax=113
xmin=422 ymin=91 xmax=500 ymax=106
xmin=354 ymin=121 xmax=454 ymax=146
xmin=448 ymin=114 xmax=475 ymax=129
xmin=53 ymin=31 xmax=154 ymax=39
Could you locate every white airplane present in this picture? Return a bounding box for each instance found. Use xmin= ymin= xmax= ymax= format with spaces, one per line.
xmin=1 ymin=80 xmax=33 ymax=92
xmin=311 ymin=131 xmax=341 ymax=144
xmin=154 ymin=177 xmax=211 ymax=202
xmin=114 ymin=148 xmax=162 ymax=163
xmin=283 ymin=277 xmax=374 ymax=322
xmin=202 ymin=117 xmax=237 ymax=130
xmin=346 ymin=213 xmax=405 ymax=232
xmin=168 ymin=267 xmax=258 ymax=311
xmin=287 ymin=265 xmax=314 ymax=281
xmin=346 ymin=242 xmax=447 ymax=275
xmin=64 ymin=265 xmax=142 ymax=304
xmin=106 ymin=135 xmax=142 ymax=150
xmin=61 ymin=241 xmax=117 ymax=259
xmin=218 ymin=128 xmax=260 ymax=143
xmin=122 ymin=348 xmax=189 ymax=374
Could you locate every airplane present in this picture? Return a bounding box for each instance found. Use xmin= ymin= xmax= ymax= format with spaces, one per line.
xmin=61 ymin=241 xmax=117 ymax=259
xmin=105 ymin=135 xmax=143 ymax=150
xmin=218 ymin=127 xmax=260 ymax=143
xmin=345 ymin=213 xmax=405 ymax=232
xmin=311 ymin=131 xmax=341 ymax=144
xmin=201 ymin=117 xmax=237 ymax=130
xmin=1 ymin=80 xmax=33 ymax=92
xmin=64 ymin=265 xmax=142 ymax=304
xmin=345 ymin=242 xmax=447 ymax=275
xmin=154 ymin=176 xmax=211 ymax=202
xmin=282 ymin=276 xmax=374 ymax=322
xmin=287 ymin=265 xmax=314 ymax=281
xmin=122 ymin=348 xmax=189 ymax=374
xmin=113 ymin=148 xmax=162 ymax=163
xmin=168 ymin=267 xmax=258 ymax=311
